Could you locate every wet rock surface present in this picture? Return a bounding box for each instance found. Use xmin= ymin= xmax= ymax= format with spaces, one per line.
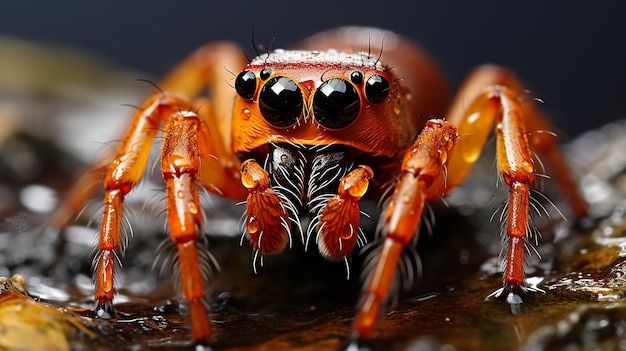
xmin=1 ymin=38 xmax=626 ymax=350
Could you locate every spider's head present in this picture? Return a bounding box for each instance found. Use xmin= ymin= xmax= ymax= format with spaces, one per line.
xmin=230 ymin=49 xmax=411 ymax=159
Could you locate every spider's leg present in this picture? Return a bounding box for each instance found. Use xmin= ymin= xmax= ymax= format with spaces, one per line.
xmin=93 ymin=95 xmax=192 ymax=317
xmin=161 ymin=111 xmax=212 ymax=343
xmin=353 ymin=120 xmax=458 ymax=339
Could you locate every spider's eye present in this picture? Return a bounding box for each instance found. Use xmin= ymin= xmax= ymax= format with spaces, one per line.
xmin=313 ymin=78 xmax=360 ymax=129
xmin=350 ymin=71 xmax=363 ymax=85
xmin=259 ymin=76 xmax=302 ymax=127
xmin=260 ymin=67 xmax=272 ymax=80
xmin=365 ymin=74 xmax=390 ymax=104
xmin=235 ymin=70 xmax=257 ymax=99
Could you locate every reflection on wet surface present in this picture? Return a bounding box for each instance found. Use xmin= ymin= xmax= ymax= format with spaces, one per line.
xmin=1 ymin=37 xmax=626 ymax=350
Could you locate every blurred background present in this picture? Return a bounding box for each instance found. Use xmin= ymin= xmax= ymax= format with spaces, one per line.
xmin=1 ymin=0 xmax=625 ymax=138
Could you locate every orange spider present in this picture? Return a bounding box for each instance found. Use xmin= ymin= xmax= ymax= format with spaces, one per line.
xmin=53 ymin=27 xmax=588 ymax=347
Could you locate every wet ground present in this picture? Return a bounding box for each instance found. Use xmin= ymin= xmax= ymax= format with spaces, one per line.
xmin=1 ymin=37 xmax=626 ymax=351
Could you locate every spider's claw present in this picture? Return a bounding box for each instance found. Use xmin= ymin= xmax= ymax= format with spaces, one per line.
xmin=341 ymin=337 xmax=374 ymax=351
xmin=506 ymin=291 xmax=523 ymax=314
xmin=193 ymin=342 xmax=215 ymax=351
xmin=485 ymin=285 xmax=524 ymax=314
xmin=484 ymin=286 xmax=506 ymax=301
xmin=485 ymin=279 xmax=547 ymax=314
xmin=93 ymin=300 xmax=116 ymax=319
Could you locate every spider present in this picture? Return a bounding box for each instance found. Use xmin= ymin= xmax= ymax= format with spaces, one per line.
xmin=53 ymin=26 xmax=588 ymax=346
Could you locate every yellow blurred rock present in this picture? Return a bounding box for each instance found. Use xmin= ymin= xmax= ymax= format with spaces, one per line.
xmin=0 ymin=275 xmax=96 ymax=351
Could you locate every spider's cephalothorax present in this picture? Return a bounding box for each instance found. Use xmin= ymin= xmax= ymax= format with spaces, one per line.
xmin=234 ymin=50 xmax=399 ymax=267
xmin=231 ymin=49 xmax=411 ymax=159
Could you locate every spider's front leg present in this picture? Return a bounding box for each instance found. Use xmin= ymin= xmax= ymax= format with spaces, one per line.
xmin=94 ymin=101 xmax=221 ymax=343
xmin=90 ymin=43 xmax=247 ymax=345
xmin=353 ymin=119 xmax=458 ymax=338
xmin=352 ymin=65 xmax=588 ymax=340
xmin=160 ymin=111 xmax=212 ymax=342
xmin=93 ymin=94 xmax=193 ymax=318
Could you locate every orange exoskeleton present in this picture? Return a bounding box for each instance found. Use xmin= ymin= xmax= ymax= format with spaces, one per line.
xmin=53 ymin=27 xmax=588 ymax=346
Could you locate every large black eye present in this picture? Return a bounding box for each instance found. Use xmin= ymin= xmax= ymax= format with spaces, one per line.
xmin=365 ymin=74 xmax=390 ymax=104
xmin=259 ymin=76 xmax=303 ymax=127
xmin=313 ymin=78 xmax=360 ymax=129
xmin=235 ymin=70 xmax=257 ymax=99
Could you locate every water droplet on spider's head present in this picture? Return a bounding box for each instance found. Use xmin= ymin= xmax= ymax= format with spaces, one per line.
xmin=393 ymin=100 xmax=401 ymax=115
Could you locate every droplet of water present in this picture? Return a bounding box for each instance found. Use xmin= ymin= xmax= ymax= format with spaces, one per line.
xmin=393 ymin=100 xmax=401 ymax=115
xmin=188 ymin=202 xmax=198 ymax=214
xmin=247 ymin=216 xmax=259 ymax=234
xmin=242 ymin=108 xmax=251 ymax=120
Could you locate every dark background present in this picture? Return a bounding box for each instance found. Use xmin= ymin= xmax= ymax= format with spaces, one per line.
xmin=1 ymin=0 xmax=624 ymax=138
